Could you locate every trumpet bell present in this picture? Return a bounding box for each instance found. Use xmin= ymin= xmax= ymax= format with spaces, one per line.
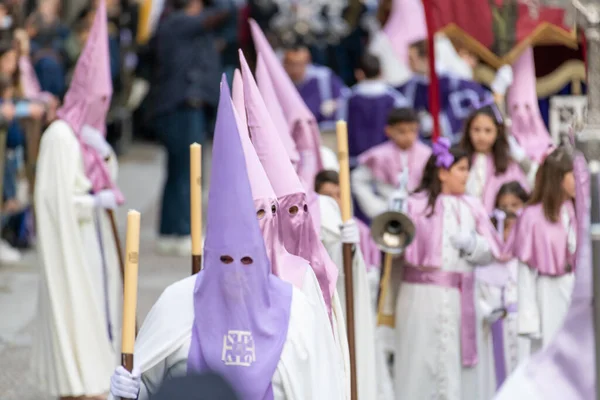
xmin=370 ymin=211 xmax=415 ymax=254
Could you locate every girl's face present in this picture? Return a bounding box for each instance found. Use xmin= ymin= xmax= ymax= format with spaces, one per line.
xmin=497 ymin=193 xmax=525 ymax=216
xmin=562 ymin=171 xmax=576 ymax=200
xmin=439 ymin=157 xmax=470 ymax=195
xmin=0 ymin=49 xmax=17 ymax=76
xmin=469 ymin=113 xmax=497 ymax=154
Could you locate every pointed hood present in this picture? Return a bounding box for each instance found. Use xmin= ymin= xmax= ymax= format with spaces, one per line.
xmin=508 ymin=47 xmax=553 ymax=163
xmin=56 ymin=0 xmax=123 ymax=203
xmin=231 ymin=83 xmax=308 ymax=290
xmin=187 ymin=76 xmax=292 ymax=400
xmin=240 ymin=51 xmax=338 ymax=320
xmin=232 ymin=68 xmax=246 ymax=132
xmin=506 ymin=152 xmax=592 ymax=399
xmin=249 ymin=20 xmax=323 ymax=187
xmin=255 ymin=53 xmax=300 ymax=169
xmin=382 ymin=0 xmax=427 ymax=65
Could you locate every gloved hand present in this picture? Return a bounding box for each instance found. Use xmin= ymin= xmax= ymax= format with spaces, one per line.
xmin=320 ymin=99 xmax=338 ymax=118
xmin=491 ymin=65 xmax=513 ymax=96
xmin=110 ymin=366 xmax=141 ymax=399
xmin=507 ymin=135 xmax=526 ymax=163
xmin=94 ymin=189 xmax=117 ymax=210
xmin=340 ymin=219 xmax=360 ymax=245
xmin=485 ymin=308 xmax=507 ymax=324
xmin=81 ymin=124 xmax=112 ymax=159
xmin=450 ymin=230 xmax=476 ymax=254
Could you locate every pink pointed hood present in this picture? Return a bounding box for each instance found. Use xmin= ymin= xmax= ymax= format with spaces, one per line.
xmin=508 ymin=47 xmax=553 ymax=163
xmin=255 ymin=53 xmax=300 ymax=169
xmin=382 ymin=0 xmax=427 ymax=64
xmin=56 ymin=0 xmax=123 ymax=203
xmin=249 ymin=20 xmax=323 ymax=188
xmin=231 ymin=84 xmax=308 ymax=290
xmin=240 ymin=50 xmax=338 ymax=320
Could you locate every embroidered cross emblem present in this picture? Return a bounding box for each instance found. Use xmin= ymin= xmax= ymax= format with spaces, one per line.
xmin=222 ymin=330 xmax=256 ymax=367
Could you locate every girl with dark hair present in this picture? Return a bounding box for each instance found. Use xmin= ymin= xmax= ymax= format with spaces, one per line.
xmin=512 ymin=147 xmax=576 ymax=355
xmin=393 ymin=138 xmax=503 ymax=399
xmin=477 ymin=181 xmax=530 ymax=395
xmin=460 ymin=104 xmax=532 ymax=213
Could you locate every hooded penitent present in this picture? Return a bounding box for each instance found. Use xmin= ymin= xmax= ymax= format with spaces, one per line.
xmin=56 ymin=0 xmax=123 ymax=203
xmin=249 ymin=19 xmax=323 ymax=189
xmin=231 ymin=70 xmax=308 ymax=289
xmin=255 ymin=53 xmax=300 ymax=170
xmin=383 ymin=0 xmax=427 ymax=65
xmin=508 ymin=47 xmax=553 ymax=164
xmin=187 ymin=76 xmax=293 ymax=400
xmin=239 ymin=50 xmax=338 ymax=318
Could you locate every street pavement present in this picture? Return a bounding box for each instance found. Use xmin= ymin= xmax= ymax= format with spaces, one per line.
xmin=0 ymin=142 xmax=203 ymax=399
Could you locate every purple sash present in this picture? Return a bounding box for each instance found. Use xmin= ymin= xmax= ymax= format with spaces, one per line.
xmin=403 ymin=266 xmax=477 ymax=367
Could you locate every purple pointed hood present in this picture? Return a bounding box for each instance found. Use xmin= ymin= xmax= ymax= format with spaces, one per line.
xmin=56 ymin=0 xmax=123 ymax=203
xmin=187 ymin=76 xmax=292 ymax=400
xmin=239 ymin=51 xmax=338 ymax=320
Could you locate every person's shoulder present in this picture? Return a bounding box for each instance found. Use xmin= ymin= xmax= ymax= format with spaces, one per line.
xmin=42 ymin=119 xmax=76 ymax=144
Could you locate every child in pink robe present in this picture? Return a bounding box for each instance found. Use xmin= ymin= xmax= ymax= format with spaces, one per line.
xmin=477 ymin=181 xmax=530 ymax=396
xmin=512 ymin=147 xmax=576 ymax=355
xmin=394 ymin=139 xmax=502 ymax=400
xmin=461 ymin=105 xmax=531 ymax=213
xmin=351 ymin=107 xmax=431 ymax=221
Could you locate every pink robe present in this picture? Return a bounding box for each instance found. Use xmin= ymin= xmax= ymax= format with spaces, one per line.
xmin=358 ymin=140 xmax=432 ymax=190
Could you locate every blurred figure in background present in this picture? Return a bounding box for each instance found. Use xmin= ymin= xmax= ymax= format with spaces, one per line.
xmin=151 ymin=373 xmax=240 ymax=400
xmin=151 ymin=0 xmax=230 ymax=255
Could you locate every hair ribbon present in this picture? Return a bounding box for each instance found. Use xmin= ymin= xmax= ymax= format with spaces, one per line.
xmin=432 ymin=137 xmax=454 ymax=169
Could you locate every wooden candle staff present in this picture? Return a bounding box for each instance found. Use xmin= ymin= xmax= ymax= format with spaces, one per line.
xmin=121 ymin=210 xmax=141 ymax=390
xmin=336 ymin=120 xmax=358 ymax=400
xmin=190 ymin=143 xmax=203 ymax=275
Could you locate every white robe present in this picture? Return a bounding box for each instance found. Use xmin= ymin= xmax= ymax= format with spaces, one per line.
xmin=517 ymin=206 xmax=576 ymax=354
xmin=477 ymin=260 xmax=530 ymax=398
xmin=31 ymin=120 xmax=122 ymax=397
xmin=395 ymin=196 xmax=494 ymax=400
xmin=351 ymin=165 xmax=399 ymax=220
xmin=318 ymin=195 xmax=389 ymax=400
xmin=107 ymin=276 xmax=345 ymax=400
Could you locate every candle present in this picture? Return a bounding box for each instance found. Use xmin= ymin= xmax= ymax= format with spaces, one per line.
xmin=121 ymin=210 xmax=141 ymax=355
xmin=190 ymin=143 xmax=203 ymax=256
xmin=336 ymin=120 xmax=352 ymax=222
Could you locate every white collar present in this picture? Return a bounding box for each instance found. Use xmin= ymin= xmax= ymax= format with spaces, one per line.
xmin=353 ymin=80 xmax=390 ymax=97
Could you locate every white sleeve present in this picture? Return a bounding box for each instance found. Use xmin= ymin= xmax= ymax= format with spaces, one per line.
xmin=517 ymin=261 xmax=541 ymax=337
xmin=465 ymin=233 xmax=494 ymax=266
xmin=351 ymin=165 xmax=388 ymax=219
xmin=526 ymin=161 xmax=539 ymax=188
xmin=72 ymin=194 xmax=96 ymax=221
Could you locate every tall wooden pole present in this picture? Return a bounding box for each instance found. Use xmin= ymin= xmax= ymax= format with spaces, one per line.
xmin=336 ymin=120 xmax=358 ymax=400
xmin=190 ymin=143 xmax=203 ymax=275
xmin=120 ymin=210 xmax=140 ymax=400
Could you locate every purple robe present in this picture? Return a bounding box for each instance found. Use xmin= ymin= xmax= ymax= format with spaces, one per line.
xmin=397 ymin=74 xmax=491 ymax=143
xmin=337 ymin=80 xmax=409 ymax=164
xmin=296 ymin=64 xmax=348 ymax=130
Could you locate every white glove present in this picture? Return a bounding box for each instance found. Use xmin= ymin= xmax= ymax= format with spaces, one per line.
xmin=507 ymin=135 xmax=526 ymax=163
xmin=450 ymin=230 xmax=476 ymax=254
xmin=320 ymin=99 xmax=338 ymax=117
xmin=110 ymin=366 xmax=141 ymax=399
xmin=485 ymin=308 xmax=507 ymax=324
xmin=81 ymin=124 xmax=112 ymax=159
xmin=491 ymin=65 xmax=513 ymax=96
xmin=340 ymin=219 xmax=360 ymax=245
xmin=94 ymin=189 xmax=118 ymax=210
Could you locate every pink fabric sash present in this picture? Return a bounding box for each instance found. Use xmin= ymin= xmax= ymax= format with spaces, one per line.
xmin=403 ymin=266 xmax=477 ymax=367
